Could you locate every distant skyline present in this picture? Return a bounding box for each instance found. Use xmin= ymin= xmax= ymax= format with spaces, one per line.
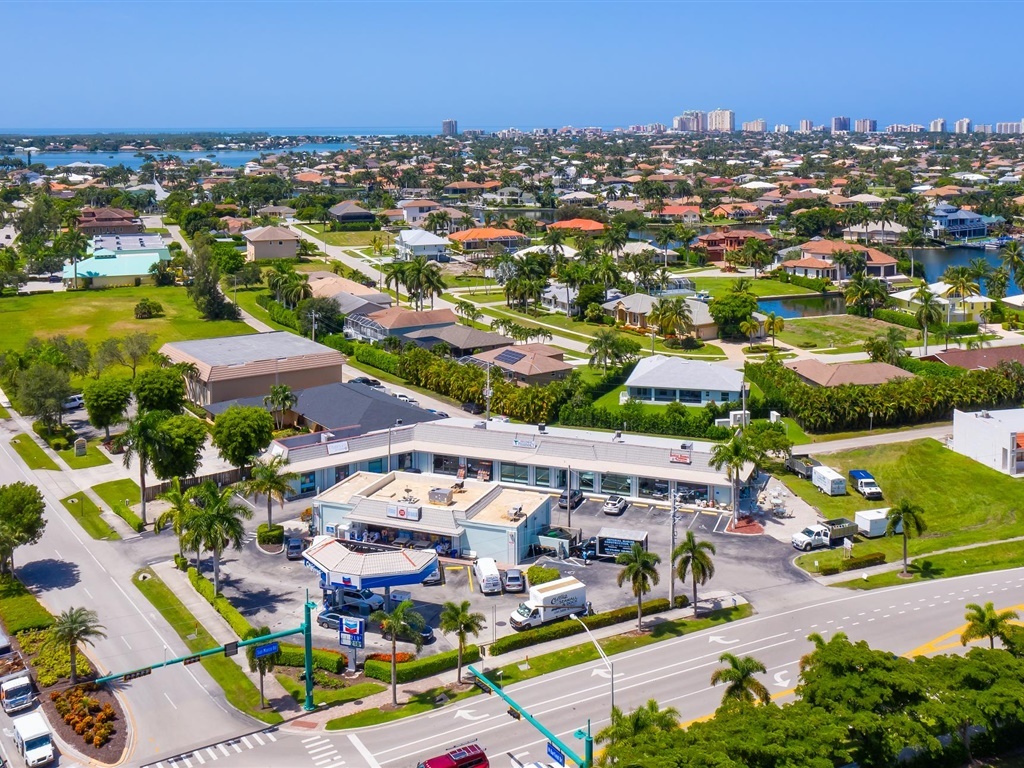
xmin=5 ymin=1 xmax=1024 ymax=132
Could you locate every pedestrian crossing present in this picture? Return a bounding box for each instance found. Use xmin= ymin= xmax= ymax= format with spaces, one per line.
xmin=142 ymin=728 xmax=279 ymax=768
xmin=301 ymin=734 xmax=347 ymax=767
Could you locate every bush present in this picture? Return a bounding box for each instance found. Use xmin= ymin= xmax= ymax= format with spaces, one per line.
xmin=330 ymin=221 xmax=380 ymax=232
xmin=254 ymin=293 xmax=299 ymax=330
xmin=19 ymin=628 xmax=93 ymax=687
xmin=363 ymin=645 xmax=481 ymax=684
xmin=874 ymin=307 xmax=978 ymax=336
xmin=187 ymin=567 xmax=256 ymax=637
xmin=839 ymin=552 xmax=887 ymax=572
xmin=772 ymin=272 xmax=831 ymax=293
xmin=322 ymin=334 xmax=354 ymax=355
xmin=353 ymin=344 xmax=400 ymax=375
xmin=366 ymin=652 xmax=415 ymax=663
xmin=134 ymin=298 xmax=163 ymax=319
xmin=256 ymin=524 xmax=284 ymax=545
xmin=526 ymin=565 xmax=561 ymax=586
xmin=112 ymin=503 xmax=145 ymax=533
xmin=276 ymin=643 xmax=347 ymax=673
xmin=0 ymin=576 xmax=54 ymax=634
xmin=173 ymin=554 xmax=188 ymax=571
xmin=32 ymin=420 xmax=75 ymax=449
xmin=819 ymin=565 xmax=841 ymax=576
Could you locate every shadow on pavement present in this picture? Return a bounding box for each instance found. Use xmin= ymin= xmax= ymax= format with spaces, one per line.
xmin=20 ymin=558 xmax=81 ymax=591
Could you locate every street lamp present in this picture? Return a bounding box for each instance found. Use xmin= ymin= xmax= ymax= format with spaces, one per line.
xmin=387 ymin=419 xmax=403 ymax=472
xmin=570 ymin=613 xmax=614 ymax=713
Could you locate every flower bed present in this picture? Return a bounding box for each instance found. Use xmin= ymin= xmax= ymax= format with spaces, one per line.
xmin=43 ymin=683 xmax=126 ymax=762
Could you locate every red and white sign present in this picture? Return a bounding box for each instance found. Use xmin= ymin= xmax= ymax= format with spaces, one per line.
xmin=669 ymin=450 xmax=692 ymax=464
xmin=387 ymin=504 xmax=422 ymax=521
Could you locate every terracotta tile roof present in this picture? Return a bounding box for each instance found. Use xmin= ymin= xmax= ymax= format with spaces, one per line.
xmin=548 ymin=218 xmax=606 ymax=231
xmin=786 ymin=360 xmax=914 ymax=387
xmin=364 ymin=307 xmax=459 ymax=330
xmin=799 ymin=240 xmax=897 ymax=265
xmin=921 ymin=346 xmax=1024 ymax=370
xmin=448 ymin=227 xmax=525 ymax=242
xmin=782 ymin=256 xmax=835 ymax=270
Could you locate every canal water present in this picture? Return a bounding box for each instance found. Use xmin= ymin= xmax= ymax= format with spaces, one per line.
xmin=907 ymin=246 xmax=1017 ymax=295
xmin=757 ymin=295 xmax=846 ymax=319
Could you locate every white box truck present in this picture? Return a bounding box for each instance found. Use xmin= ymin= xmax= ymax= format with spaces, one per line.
xmin=811 ymin=466 xmax=846 ymax=496
xmin=856 ymin=508 xmax=898 ymax=538
xmin=1 ymin=674 xmax=35 ymax=713
xmin=509 ymin=576 xmax=587 ymax=630
xmin=13 ymin=711 xmax=54 ymax=766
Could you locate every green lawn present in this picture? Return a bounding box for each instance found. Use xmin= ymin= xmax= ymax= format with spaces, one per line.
xmin=59 ymin=492 xmax=120 ymax=540
xmin=0 ymin=575 xmax=54 ymax=634
xmin=146 ymin=227 xmax=172 ymax=236
xmin=325 ymin=686 xmax=477 ymax=730
xmin=593 ymin=386 xmax=705 ymax=416
xmin=93 ymin=478 xmax=141 ymax=508
xmin=0 ymin=404 xmax=9 ymax=419
xmin=295 ymin=224 xmax=382 ymax=247
xmin=776 ymin=314 xmax=922 ymax=351
xmin=56 ymin=438 xmax=111 ymax=469
xmin=691 ymin=277 xmax=815 ymax=299
xmin=229 ymin=288 xmax=298 ymax=332
xmin=832 ymin=540 xmax=1024 ymax=589
xmin=9 ymin=434 xmax=59 ymax=470
xmin=0 ymin=286 xmax=254 ymax=351
xmin=446 ymin=275 xmax=499 ymax=290
xmin=275 ymin=673 xmax=384 ymax=708
xmin=133 ymin=568 xmax=282 ymax=724
xmin=786 ymin=439 xmax=1024 ymax=572
xmin=458 ymin=290 xmax=508 ymax=303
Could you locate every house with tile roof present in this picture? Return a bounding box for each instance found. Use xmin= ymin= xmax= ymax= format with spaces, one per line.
xmin=243 ymin=225 xmax=299 ymax=261
xmin=779 ymin=239 xmax=898 ymax=280
xmin=465 ymin=344 xmax=573 ymax=386
xmin=786 ymin=360 xmax=913 ymax=388
xmin=328 ymin=200 xmax=376 ymax=223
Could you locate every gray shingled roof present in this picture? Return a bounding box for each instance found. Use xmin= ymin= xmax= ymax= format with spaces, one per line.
xmin=625 ymin=355 xmax=744 ymax=392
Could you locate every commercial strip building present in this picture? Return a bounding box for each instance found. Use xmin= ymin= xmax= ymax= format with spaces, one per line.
xmin=952 ymin=408 xmax=1024 ymax=477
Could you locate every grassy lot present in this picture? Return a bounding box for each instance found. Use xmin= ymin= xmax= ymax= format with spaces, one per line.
xmin=0 ymin=404 xmax=10 ymax=419
xmin=59 ymin=492 xmax=120 ymax=541
xmin=133 ymin=568 xmax=282 ymax=724
xmin=803 ymin=419 xmax=951 ymax=444
xmin=593 ymin=386 xmax=703 ymax=415
xmin=92 ymin=478 xmax=141 ymax=509
xmin=9 ymin=434 xmax=59 ymax=470
xmin=832 ymin=540 xmax=1024 ymax=589
xmin=325 ymin=686 xmax=477 ymax=730
xmin=691 ymin=277 xmax=815 ymax=299
xmin=776 ymin=314 xmax=922 ymax=351
xmin=295 ymin=224 xmax=381 ymax=247
xmin=446 ymin=274 xmax=499 ymax=290
xmin=275 ymin=672 xmax=384 ymax=708
xmin=229 ymin=288 xmax=298 ymax=332
xmin=0 ymin=286 xmax=254 ymax=350
xmin=786 ymin=439 xmax=1024 ymax=572
xmin=145 ymin=227 xmax=172 ymax=236
xmin=458 ymin=290 xmax=508 ymax=303
xmin=56 ymin=438 xmax=111 ymax=469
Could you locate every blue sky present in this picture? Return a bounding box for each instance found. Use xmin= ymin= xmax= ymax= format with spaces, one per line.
xmin=5 ymin=0 xmax=1022 ymax=132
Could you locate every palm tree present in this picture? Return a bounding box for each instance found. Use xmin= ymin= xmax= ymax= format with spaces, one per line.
xmin=844 ymin=272 xmax=887 ymax=316
xmin=739 ymin=317 xmax=760 ymax=349
xmin=370 ymin=599 xmax=426 ymax=706
xmin=596 ymin=699 xmax=680 ymax=745
xmin=591 ymin=253 xmax=620 ymax=293
xmin=960 ymin=602 xmax=1020 ymax=650
xmin=615 ymin=543 xmax=661 ymax=632
xmin=913 ymin=285 xmax=942 ymax=355
xmin=968 ymin=256 xmax=993 ymax=294
xmin=454 ymin=299 xmax=482 ymax=325
xmin=156 ymin=477 xmax=197 ymax=558
xmin=672 ymin=532 xmax=716 ymax=617
xmin=1001 ymin=240 xmax=1024 ymax=294
xmin=763 ymin=312 xmax=785 ymax=347
xmin=650 ymin=297 xmax=693 ymax=340
xmin=942 ymin=266 xmax=980 ymax=325
xmin=587 ymin=328 xmax=623 ymax=373
xmin=542 ymin=226 xmax=566 ymax=262
xmin=114 ymin=410 xmax=168 ymax=527
xmin=239 ymin=455 xmax=298 ymax=530
xmin=886 ymin=499 xmax=927 ymax=576
xmin=438 ymin=600 xmax=486 ymax=683
xmin=987 ymin=266 xmax=1010 ymax=301
xmin=419 ymin=261 xmax=448 ymax=310
xmin=381 ymin=260 xmax=408 ymax=303
xmin=710 ymin=653 xmax=770 ymax=706
xmin=46 ymin=607 xmax=106 ymax=684
xmin=245 ymin=626 xmax=279 ymax=709
xmin=263 ymin=384 xmax=297 ymax=431
xmin=184 ymin=480 xmax=253 ymax=594
xmin=710 ymin=434 xmax=755 ymax=524
xmin=602 ymin=223 xmax=628 ymax=260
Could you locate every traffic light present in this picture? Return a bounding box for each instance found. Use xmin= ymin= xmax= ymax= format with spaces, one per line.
xmin=507 ymin=707 xmax=522 ymax=721
xmin=473 ymin=676 xmax=492 ymax=695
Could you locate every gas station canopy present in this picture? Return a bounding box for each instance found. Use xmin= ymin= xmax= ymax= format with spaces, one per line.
xmin=301 ymin=536 xmax=439 ymax=590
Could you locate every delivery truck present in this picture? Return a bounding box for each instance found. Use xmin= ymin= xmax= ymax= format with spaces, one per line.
xmin=856 ymin=508 xmax=898 ymax=538
xmin=13 ymin=711 xmax=54 ymax=766
xmin=578 ymin=527 xmax=648 ymax=560
xmin=791 ymin=518 xmax=858 ymax=551
xmin=811 ymin=466 xmax=846 ymax=496
xmin=0 ymin=635 xmax=33 ymax=714
xmin=509 ymin=576 xmax=588 ymax=630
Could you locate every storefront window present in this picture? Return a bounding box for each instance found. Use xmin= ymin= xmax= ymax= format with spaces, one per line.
xmin=601 ymin=473 xmax=631 ymax=494
xmin=555 ymin=469 xmax=567 ymax=489
xmin=466 ymin=458 xmax=493 ymax=481
xmin=500 ymin=463 xmax=529 ymax=484
xmin=638 ymin=477 xmax=670 ymax=499
xmin=334 ymin=465 xmax=349 ymax=484
xmin=577 ymin=470 xmax=596 ymax=492
xmin=535 ymin=467 xmax=551 ymax=487
xmin=368 ymin=458 xmax=385 ymax=473
xmin=299 ymin=472 xmax=316 ymax=494
xmin=675 ymin=481 xmax=709 ymax=502
xmin=433 ymin=454 xmax=460 ymax=475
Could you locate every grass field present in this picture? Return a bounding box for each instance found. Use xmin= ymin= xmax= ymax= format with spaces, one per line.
xmin=786 ymin=439 xmax=1024 ymax=572
xmin=93 ymin=478 xmax=141 ymax=509
xmin=56 ymin=438 xmax=111 ymax=469
xmin=832 ymin=540 xmax=1024 ymax=589
xmin=776 ymin=314 xmax=923 ymax=351
xmin=133 ymin=568 xmax=282 ymax=724
xmin=0 ymin=286 xmax=254 ymax=351
xmin=60 ymin=492 xmax=120 ymax=540
xmin=9 ymin=434 xmax=59 ymax=470
xmin=275 ymin=673 xmax=384 ymax=708
xmin=295 ymin=224 xmax=381 ymax=247
xmin=0 ymin=405 xmax=9 ymax=419
xmin=691 ymin=277 xmax=814 ymax=299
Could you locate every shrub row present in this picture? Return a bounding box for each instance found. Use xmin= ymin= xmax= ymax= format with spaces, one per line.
xmin=32 ymin=420 xmax=75 ymax=451
xmin=256 ymin=523 xmax=284 ymax=545
xmin=772 ymin=272 xmax=832 ymax=293
xmin=277 ymin=643 xmax=347 ymax=673
xmin=173 ymin=554 xmax=188 ymax=571
xmin=353 ymin=344 xmax=400 ymax=375
xmin=186 ymin=567 xmax=255 ymax=638
xmin=254 ymin=293 xmax=300 ymax=330
xmin=489 ymin=597 xmax=687 ymax=656
xmin=874 ymin=308 xmax=977 ymax=336
xmin=321 ymin=334 xmax=355 ymax=355
xmin=112 ymin=503 xmax=145 ymax=533
xmin=0 ymin=576 xmax=54 ymax=634
xmin=840 ymin=552 xmax=887 ymax=572
xmin=363 ymin=645 xmax=481 ymax=684
xmin=331 ymin=222 xmax=380 ymax=232
xmin=526 ymin=565 xmax=561 ymax=586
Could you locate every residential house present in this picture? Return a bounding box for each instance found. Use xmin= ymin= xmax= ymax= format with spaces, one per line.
xmin=696 ymin=228 xmax=772 ymax=261
xmin=786 ymin=360 xmax=913 ymax=388
xmin=345 ymin=307 xmax=460 ymax=343
xmin=919 ymin=347 xmax=1024 ymax=369
xmin=447 ymin=227 xmax=528 ymax=255
xmin=395 ymin=229 xmax=452 ymax=261
xmin=243 ymin=225 xmax=299 ymax=261
xmin=952 ymin=408 xmax=1024 ymax=477
xmin=602 ymin=292 xmax=658 ymax=328
xmin=403 ymin=324 xmax=512 ymax=357
xmin=656 ymin=205 xmax=701 ymax=223
xmin=709 ymin=202 xmax=762 ymax=220
xmin=547 ymin=218 xmax=606 ymax=234
xmin=890 ymin=280 xmax=992 ymax=323
xmin=442 ymin=180 xmax=485 ymax=197
xmin=257 ymin=205 xmax=297 ymax=218
xmin=541 ymin=282 xmax=580 ymax=315
xmin=925 ymin=203 xmax=988 ymax=240
xmin=779 ymin=240 xmax=898 ymax=280
xmin=834 ymin=193 xmax=886 ymax=210
xmin=624 ymin=355 xmax=744 ymax=406
xmin=842 ymin=221 xmax=908 ymax=244
xmin=558 ymin=190 xmax=598 ymax=204
xmin=63 ymin=252 xmax=165 ymax=288
xmin=398 ymin=199 xmax=442 ymax=226
xmin=77 ymin=207 xmax=143 ymax=235
xmin=328 ymin=201 xmax=376 ymax=224
xmin=307 ymin=271 xmax=392 ymax=317
xmin=466 ymin=344 xmax=573 ymax=386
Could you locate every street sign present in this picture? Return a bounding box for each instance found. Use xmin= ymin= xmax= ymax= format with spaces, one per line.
xmin=122 ymin=667 xmax=152 ymax=681
xmin=254 ymin=642 xmax=279 ymax=659
xmin=223 ymin=641 xmax=238 ymax=657
xmin=338 ymin=617 xmax=364 ymax=648
xmin=182 ymin=655 xmax=201 ymax=666
xmin=546 ymin=742 xmax=566 ymax=766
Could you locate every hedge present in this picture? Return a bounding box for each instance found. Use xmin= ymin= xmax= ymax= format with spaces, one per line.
xmin=322 ymin=334 xmax=354 ymax=355
xmin=772 ymin=272 xmax=832 ymax=293
xmin=113 ymin=503 xmax=145 ymax=533
xmin=187 ymin=567 xmax=256 ymax=638
xmin=173 ymin=554 xmax=188 ymax=571
xmin=0 ymin=576 xmax=54 ymax=634
xmin=526 ymin=565 xmax=561 ymax=586
xmin=363 ymin=645 xmax=481 ymax=684
xmin=278 ymin=643 xmax=347 ymax=673
xmin=255 ymin=293 xmax=299 ymax=330
xmin=256 ymin=524 xmax=284 ymax=545
xmin=839 ymin=552 xmax=887 ymax=572
xmin=32 ymin=420 xmax=75 ymax=450
xmin=353 ymin=344 xmax=400 ymax=375
xmin=874 ymin=308 xmax=977 ymax=336
xmin=331 ymin=222 xmax=380 ymax=232
xmin=489 ymin=597 xmax=687 ymax=656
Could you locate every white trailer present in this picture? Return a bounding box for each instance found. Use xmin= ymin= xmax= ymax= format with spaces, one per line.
xmin=811 ymin=466 xmax=846 ymax=496
xmin=856 ymin=508 xmax=898 ymax=538
xmin=509 ymin=576 xmax=587 ymax=630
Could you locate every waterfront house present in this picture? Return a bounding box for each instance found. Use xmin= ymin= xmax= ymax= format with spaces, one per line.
xmin=696 ymin=228 xmax=772 ymax=261
xmin=890 ymin=281 xmax=992 ymax=323
xmin=395 ymin=229 xmax=452 ymax=261
xmin=925 ymin=203 xmax=988 ymax=240
xmin=779 ymin=240 xmax=898 ymax=280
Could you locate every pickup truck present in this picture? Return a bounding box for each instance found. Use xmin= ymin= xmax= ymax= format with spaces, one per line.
xmin=791 ymin=518 xmax=858 ymax=551
xmin=848 ymin=469 xmax=883 ymax=500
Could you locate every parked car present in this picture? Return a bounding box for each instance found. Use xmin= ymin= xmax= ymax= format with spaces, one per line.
xmin=285 ymin=537 xmax=307 ymax=560
xmin=61 ymin=394 xmax=84 ymax=411
xmin=394 ymin=393 xmax=419 ymax=406
xmin=461 ymin=401 xmax=484 ymax=415
xmin=503 ymin=568 xmax=526 ymax=593
xmin=316 ymin=604 xmax=368 ymax=629
xmin=350 ymin=376 xmax=379 ymax=387
xmin=558 ymin=489 xmax=584 ymax=509
xmin=602 ymin=495 xmax=628 ymax=516
xmin=422 ymin=566 xmax=443 ymax=586
xmin=382 ymin=623 xmax=435 ymax=645
xmin=47 ymin=274 xmax=61 ymax=283
xmin=338 ymin=587 xmax=385 ymax=611
xmin=426 ymin=409 xmax=450 ymax=418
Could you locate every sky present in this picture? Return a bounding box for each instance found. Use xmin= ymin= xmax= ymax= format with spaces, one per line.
xmin=5 ymin=0 xmax=1024 ymax=133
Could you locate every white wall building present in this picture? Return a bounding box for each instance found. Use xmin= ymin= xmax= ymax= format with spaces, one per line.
xmin=952 ymin=408 xmax=1024 ymax=477
xmin=395 ymin=229 xmax=452 ymax=261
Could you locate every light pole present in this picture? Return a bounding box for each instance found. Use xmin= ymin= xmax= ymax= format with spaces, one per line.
xmin=668 ymin=492 xmax=677 ymax=606
xmin=387 ymin=419 xmax=403 ymax=472
xmin=570 ymin=613 xmax=614 ymax=714
xmin=869 ymin=411 xmax=874 ymax=432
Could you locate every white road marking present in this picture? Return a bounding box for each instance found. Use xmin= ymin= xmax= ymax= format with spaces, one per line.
xmin=205 ymin=748 xmax=218 ymax=760
xmin=348 ymin=735 xmax=382 ymax=768
xmin=264 ymin=731 xmax=277 ymax=742
xmin=252 ymin=734 xmax=265 ymax=746
xmin=194 ymin=751 xmax=206 ymax=764
xmin=241 ymin=737 xmax=252 ymax=749
xmin=231 ymin=741 xmax=242 ymax=753
xmin=182 ymin=758 xmax=192 ymax=768
xmin=302 ymin=736 xmax=322 ymax=743
xmin=309 ymin=745 xmax=335 ymax=755
xmin=312 ymin=749 xmax=338 ymax=759
xmin=218 ymin=745 xmax=230 ymax=756
xmin=123 ymin=636 xmax=132 ymax=650
xmin=306 ymin=739 xmax=331 ymax=749
xmin=54 ymin=549 xmax=63 ymax=560
xmin=83 ymin=587 xmax=94 ymax=599
xmin=163 ymin=692 xmax=177 ymax=709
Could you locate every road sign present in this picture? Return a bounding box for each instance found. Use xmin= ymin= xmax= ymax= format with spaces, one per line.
xmin=223 ymin=641 xmax=238 ymax=657
xmin=182 ymin=654 xmax=201 ymax=666
xmin=338 ymin=617 xmax=364 ymax=649
xmin=122 ymin=667 xmax=152 ymax=681
xmin=547 ymin=742 xmax=566 ymax=766
xmin=254 ymin=642 xmax=279 ymax=659
xmin=546 ymin=742 xmax=565 ymax=766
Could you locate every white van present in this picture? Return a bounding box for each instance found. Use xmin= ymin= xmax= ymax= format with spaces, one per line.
xmin=13 ymin=711 xmax=55 ymax=766
xmin=474 ymin=557 xmax=503 ymax=595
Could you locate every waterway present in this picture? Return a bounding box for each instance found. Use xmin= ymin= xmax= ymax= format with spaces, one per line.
xmin=757 ymin=295 xmax=846 ymax=319
xmin=907 ymin=246 xmax=1017 ymax=295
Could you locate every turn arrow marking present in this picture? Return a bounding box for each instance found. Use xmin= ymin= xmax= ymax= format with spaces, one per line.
xmin=773 ymin=671 xmax=791 ymax=688
xmin=708 ymin=635 xmax=739 ymax=645
xmin=454 ymin=709 xmax=489 ymax=721
xmin=591 ymin=669 xmax=624 ymax=679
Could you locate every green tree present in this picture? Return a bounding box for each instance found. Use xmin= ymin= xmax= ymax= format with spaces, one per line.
xmin=114 ymin=410 xmax=169 ymax=526
xmin=587 ymin=328 xmax=624 ymax=373
xmin=0 ymin=482 xmax=46 ymax=574
xmin=151 ymin=415 xmax=207 ymax=480
xmin=1001 ymin=239 xmax=1024 ymax=294
xmin=710 ymin=434 xmax=755 ymax=524
xmin=46 ymin=607 xmax=106 ymax=684
xmin=438 ymin=600 xmax=485 ymax=683
xmin=960 ymin=601 xmax=1020 ymax=650
xmin=739 ymin=317 xmax=761 ymax=349
xmin=864 ymin=327 xmax=908 ymax=366
xmin=763 ymin=312 xmax=785 ymax=347
xmin=183 ymin=480 xmax=253 ymax=594
xmin=886 ymin=499 xmax=926 ymax=575
xmin=244 ymin=626 xmax=280 ymax=709
xmin=708 ymin=291 xmax=758 ymax=338
xmin=370 ymin=599 xmax=426 ymax=706
xmin=134 ymin=367 xmax=185 ymax=414
xmin=156 ymin=477 xmax=197 ymax=559
xmin=710 ymin=652 xmax=770 ymax=706
xmin=615 ymin=542 xmax=661 ymax=632
xmin=83 ymin=376 xmax=132 ymax=440
xmin=672 ymin=532 xmax=716 ymax=618
xmin=239 ymin=455 xmax=298 ymax=529
xmin=120 ymin=332 xmax=157 ymax=379
xmin=454 ymin=299 xmax=482 ymax=326
xmin=263 ymin=384 xmax=297 ymax=431
xmin=211 ymin=405 xmax=275 ymax=471
xmin=596 ymin=699 xmax=680 ymax=745
xmin=913 ymin=284 xmax=942 ymax=356
xmin=17 ymin=362 xmax=71 ymax=430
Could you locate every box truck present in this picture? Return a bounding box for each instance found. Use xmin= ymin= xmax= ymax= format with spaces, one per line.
xmin=509 ymin=576 xmax=588 ymax=630
xmin=848 ymin=470 xmax=883 ymax=500
xmin=579 ymin=527 xmax=648 ymax=560
xmin=13 ymin=711 xmax=54 ymax=766
xmin=856 ymin=508 xmax=898 ymax=538
xmin=0 ymin=635 xmax=33 ymax=714
xmin=811 ymin=466 xmax=846 ymax=496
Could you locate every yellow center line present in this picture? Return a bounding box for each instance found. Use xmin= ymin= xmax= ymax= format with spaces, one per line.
xmin=903 ymin=604 xmax=1024 ymax=657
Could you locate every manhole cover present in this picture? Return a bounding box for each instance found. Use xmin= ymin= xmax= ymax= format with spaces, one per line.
xmin=496 ymin=621 xmax=506 ymax=627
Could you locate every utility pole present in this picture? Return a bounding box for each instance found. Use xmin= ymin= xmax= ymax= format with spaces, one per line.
xmin=310 ymin=310 xmax=320 ymax=342
xmin=669 ymin=491 xmax=677 ymax=606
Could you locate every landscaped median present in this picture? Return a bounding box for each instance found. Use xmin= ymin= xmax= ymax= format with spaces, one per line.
xmin=9 ymin=433 xmax=60 ymax=471
xmin=59 ymin=492 xmax=120 ymax=541
xmin=92 ymin=479 xmax=145 ymax=532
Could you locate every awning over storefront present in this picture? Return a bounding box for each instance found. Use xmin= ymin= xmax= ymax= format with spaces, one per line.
xmin=301 ymin=536 xmax=438 ymax=589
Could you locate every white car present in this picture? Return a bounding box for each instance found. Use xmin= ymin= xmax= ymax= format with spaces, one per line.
xmin=62 ymin=394 xmax=84 ymax=411
xmin=394 ymin=393 xmax=419 ymax=406
xmin=602 ymin=495 xmax=628 ymax=516
xmin=337 ymin=587 xmax=385 ymax=611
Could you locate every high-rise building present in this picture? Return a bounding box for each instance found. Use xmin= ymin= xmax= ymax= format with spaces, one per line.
xmin=830 ymin=116 xmax=851 ymax=133
xmin=854 ymin=118 xmax=877 ymax=133
xmin=885 ymin=124 xmax=925 ymax=133
xmin=774 ymin=124 xmax=791 ymax=133
xmin=930 ymin=118 xmax=946 ymax=132
xmin=974 ymin=124 xmax=993 ymax=134
xmin=707 ymin=109 xmax=735 ymax=132
xmin=954 ymin=118 xmax=972 ymax=134
xmin=741 ymin=119 xmax=767 ymax=132
xmin=996 ymin=122 xmax=1022 ymax=134
xmin=441 ymin=119 xmax=458 ymax=136
xmin=798 ymin=119 xmax=813 ymax=133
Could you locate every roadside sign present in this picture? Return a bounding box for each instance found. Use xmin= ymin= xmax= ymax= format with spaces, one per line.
xmin=338 ymin=617 xmax=364 ymax=648
xmin=254 ymin=642 xmax=279 ymax=659
xmin=547 ymin=742 xmax=566 ymax=766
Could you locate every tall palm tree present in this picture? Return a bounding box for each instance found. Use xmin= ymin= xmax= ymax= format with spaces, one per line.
xmin=114 ymin=410 xmax=168 ymax=526
xmin=942 ymin=266 xmax=980 ymax=325
xmin=244 ymin=626 xmax=279 ymax=709
xmin=615 ymin=542 xmax=661 ymax=631
xmin=968 ymin=256 xmax=993 ymax=294
xmin=587 ymin=328 xmax=623 ymax=373
xmin=602 ymin=223 xmax=628 ymax=260
xmin=710 ymin=434 xmax=755 ymax=524
xmin=596 ymin=699 xmax=680 ymax=745
xmin=739 ymin=317 xmax=760 ymax=349
xmin=184 ymin=480 xmax=253 ymax=594
xmin=912 ymin=285 xmax=942 ymax=356
xmin=672 ymin=532 xmax=716 ymax=617
xmin=419 ymin=261 xmax=448 ymax=310
xmin=370 ymin=599 xmax=426 ymax=706
xmin=239 ymin=455 xmax=298 ymax=530
xmin=542 ymin=226 xmax=566 ymax=262
xmin=650 ymin=297 xmax=693 ymax=340
xmin=46 ymin=607 xmax=106 ymax=684
xmin=263 ymin=384 xmax=297 ymax=431
xmin=886 ymin=499 xmax=927 ymax=575
xmin=438 ymin=600 xmax=485 ymax=683
xmin=710 ymin=653 xmax=770 ymax=706
xmin=381 ymin=260 xmax=408 ymax=303
xmin=763 ymin=312 xmax=785 ymax=347
xmin=591 ymin=253 xmax=620 ymax=292
xmin=960 ymin=602 xmax=1020 ymax=650
xmin=1001 ymin=240 xmax=1024 ymax=294
xmin=156 ymin=477 xmax=197 ymax=558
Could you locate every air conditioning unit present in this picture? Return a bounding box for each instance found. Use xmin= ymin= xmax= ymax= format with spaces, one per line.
xmin=428 ymin=487 xmax=454 ymax=506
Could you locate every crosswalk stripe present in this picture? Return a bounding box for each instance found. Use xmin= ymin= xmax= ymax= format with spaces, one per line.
xmin=302 ymin=736 xmax=323 ymax=743
xmin=305 ymin=739 xmax=330 ymax=749
xmin=264 ymin=731 xmax=277 ymax=742
xmin=315 ymin=756 xmax=341 ymax=767
xmin=252 ymin=733 xmax=265 ymax=746
xmin=218 ymin=745 xmax=230 ymax=757
xmin=182 ymin=758 xmax=193 ymax=768
xmin=194 ymin=751 xmax=206 ymax=764
xmin=309 ymin=745 xmax=336 ymax=756
xmin=241 ymin=737 xmax=253 ymax=749
xmin=231 ymin=742 xmax=243 ymax=753
xmin=206 ymin=748 xmax=218 ymax=760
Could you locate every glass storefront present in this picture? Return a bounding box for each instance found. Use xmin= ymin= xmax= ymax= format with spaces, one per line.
xmin=299 ymin=472 xmax=316 ymax=495
xmin=500 ymin=463 xmax=529 ymax=484
xmin=433 ymin=454 xmax=460 ymax=475
xmin=466 ymin=458 xmax=493 ymax=481
xmin=601 ymin=473 xmax=631 ymax=494
xmin=577 ymin=470 xmax=596 ymax=492
xmin=638 ymin=477 xmax=670 ymax=499
xmin=535 ymin=467 xmax=551 ymax=487
xmin=675 ymin=481 xmax=710 ymax=502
